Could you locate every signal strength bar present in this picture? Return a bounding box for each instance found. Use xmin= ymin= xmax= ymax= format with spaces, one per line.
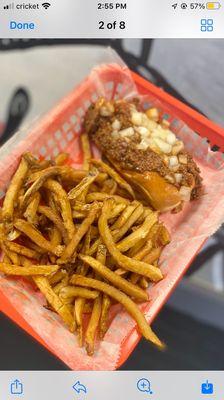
xmin=3 ymin=3 xmax=14 ymax=9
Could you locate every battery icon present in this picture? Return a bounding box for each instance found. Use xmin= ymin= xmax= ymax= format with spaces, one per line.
xmin=206 ymin=2 xmax=221 ymax=9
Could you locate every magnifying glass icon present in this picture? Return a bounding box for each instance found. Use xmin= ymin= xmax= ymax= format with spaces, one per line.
xmin=137 ymin=378 xmax=153 ymax=394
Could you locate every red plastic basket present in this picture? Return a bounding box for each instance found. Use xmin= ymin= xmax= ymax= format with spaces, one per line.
xmin=0 ymin=64 xmax=224 ymax=369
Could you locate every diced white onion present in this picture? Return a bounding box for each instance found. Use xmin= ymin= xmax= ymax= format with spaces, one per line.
xmin=165 ymin=174 xmax=175 ymax=184
xmin=153 ymin=137 xmax=172 ymax=154
xmin=175 ymin=173 xmax=183 ymax=184
xmin=166 ymin=132 xmax=177 ymax=145
xmin=172 ymin=141 xmax=184 ymax=155
xmin=118 ymin=127 xmax=135 ymax=137
xmin=169 ymin=156 xmax=179 ymax=167
xmin=131 ymin=112 xmax=143 ymax=126
xmin=179 ymin=186 xmax=191 ymax=202
xmin=112 ymin=119 xmax=121 ymax=131
xmin=135 ymin=126 xmax=149 ymax=137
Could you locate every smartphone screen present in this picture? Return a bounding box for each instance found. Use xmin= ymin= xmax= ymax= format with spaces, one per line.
xmin=0 ymin=1 xmax=223 ymax=399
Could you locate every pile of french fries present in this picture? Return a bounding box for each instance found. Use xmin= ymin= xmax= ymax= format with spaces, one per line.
xmin=0 ymin=134 xmax=170 ymax=355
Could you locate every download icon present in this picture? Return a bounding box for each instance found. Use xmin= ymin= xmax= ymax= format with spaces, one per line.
xmin=201 ymin=380 xmax=214 ymax=395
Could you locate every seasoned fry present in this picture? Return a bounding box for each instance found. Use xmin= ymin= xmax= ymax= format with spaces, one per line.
xmin=14 ymin=219 xmax=64 ymax=256
xmin=158 ymin=225 xmax=171 ymax=246
xmin=24 ymin=192 xmax=41 ymax=224
xmin=34 ymin=276 xmax=75 ymax=332
xmin=116 ymin=212 xmax=157 ymax=253
xmin=68 ymin=168 xmax=99 ymax=201
xmin=58 ymin=203 xmax=99 ymax=263
xmin=21 ymin=166 xmax=64 ymax=210
xmin=38 ymin=205 xmax=68 ymax=244
xmin=101 ymin=179 xmax=117 ymax=195
xmin=50 ymin=228 xmax=61 ymax=249
xmin=55 ymin=153 xmax=69 ymax=166
xmin=1 ymin=151 xmax=170 ymax=355
xmin=79 ymin=255 xmax=148 ymax=301
xmin=74 ymin=298 xmax=85 ymax=346
xmin=4 ymin=241 xmax=40 ymax=260
xmin=60 ymin=286 xmax=99 ymax=300
xmin=109 ymin=203 xmax=126 ymax=219
xmin=111 ymin=203 xmax=137 ymax=230
xmin=100 ymin=294 xmax=111 ymax=339
xmin=53 ymin=276 xmax=69 ymax=295
xmin=81 ymin=132 xmax=92 ymax=171
xmin=0 ymin=242 xmax=20 ymax=265
xmin=71 ymin=275 xmax=163 ymax=348
xmin=23 ymin=152 xmax=52 ymax=170
xmin=85 ymin=294 xmax=102 ymax=356
xmin=91 ymin=159 xmax=135 ymax=199
xmin=2 ymin=157 xmax=28 ymax=228
xmin=6 ymin=229 xmax=21 ymax=242
xmin=112 ymin=203 xmax=144 ymax=242
xmin=0 ymin=263 xmax=59 ymax=276
xmin=139 ymin=277 xmax=149 ymax=290
xmin=143 ymin=247 xmax=162 ymax=264
xmin=98 ymin=200 xmax=163 ymax=282
xmin=132 ymin=239 xmax=153 ymax=261
xmin=48 ymin=270 xmax=67 ymax=285
xmin=43 ymin=179 xmax=75 ymax=240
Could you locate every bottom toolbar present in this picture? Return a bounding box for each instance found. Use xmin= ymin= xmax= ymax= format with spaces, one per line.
xmin=0 ymin=371 xmax=223 ymax=400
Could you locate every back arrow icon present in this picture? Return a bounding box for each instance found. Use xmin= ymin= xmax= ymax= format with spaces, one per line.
xmin=73 ymin=381 xmax=87 ymax=394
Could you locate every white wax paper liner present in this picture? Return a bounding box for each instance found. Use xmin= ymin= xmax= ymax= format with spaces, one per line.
xmin=0 ymin=55 xmax=224 ymax=370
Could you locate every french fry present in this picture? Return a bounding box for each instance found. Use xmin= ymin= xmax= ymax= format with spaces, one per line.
xmin=85 ymin=294 xmax=102 ymax=356
xmin=60 ymin=286 xmax=99 ymax=300
xmin=2 ymin=157 xmax=28 ymax=229
xmin=14 ymin=219 xmax=64 ymax=256
xmin=74 ymin=298 xmax=85 ymax=346
xmin=158 ymin=225 xmax=171 ymax=246
xmin=38 ymin=205 xmax=68 ymax=244
xmin=43 ymin=179 xmax=75 ymax=240
xmin=68 ymin=168 xmax=99 ymax=201
xmin=55 ymin=153 xmax=69 ymax=166
xmin=1 ymin=151 xmax=170 ymax=355
xmin=6 ymin=229 xmax=21 ymax=242
xmin=23 ymin=152 xmax=52 ymax=170
xmin=139 ymin=277 xmax=149 ymax=290
xmin=81 ymin=133 xmax=92 ymax=171
xmin=111 ymin=203 xmax=137 ymax=230
xmin=143 ymin=247 xmax=162 ymax=264
xmin=48 ymin=269 xmax=67 ymax=285
xmin=0 ymin=263 xmax=59 ymax=276
xmin=58 ymin=203 xmax=99 ymax=263
xmin=71 ymin=275 xmax=163 ymax=349
xmin=101 ymin=179 xmax=117 ymax=195
xmin=116 ymin=212 xmax=157 ymax=253
xmin=91 ymin=159 xmax=135 ymax=199
xmin=3 ymin=241 xmax=40 ymax=260
xmin=21 ymin=166 xmax=65 ymax=210
xmin=78 ymin=254 xmax=148 ymax=301
xmin=53 ymin=276 xmax=69 ymax=295
xmin=2 ymin=254 xmax=11 ymax=264
xmin=100 ymin=294 xmax=111 ymax=339
xmin=98 ymin=200 xmax=163 ymax=282
xmin=34 ymin=276 xmax=75 ymax=332
xmin=132 ymin=239 xmax=153 ymax=261
xmin=112 ymin=203 xmax=144 ymax=242
xmin=24 ymin=192 xmax=41 ymax=224
xmin=0 ymin=242 xmax=20 ymax=265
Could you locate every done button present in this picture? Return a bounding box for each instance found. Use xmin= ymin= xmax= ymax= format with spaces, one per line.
xmin=10 ymin=21 xmax=35 ymax=30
